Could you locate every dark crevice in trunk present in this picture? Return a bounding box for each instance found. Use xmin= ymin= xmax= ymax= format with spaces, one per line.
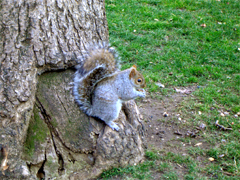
xmin=26 ymin=162 xmax=31 ymax=172
xmin=36 ymin=154 xmax=46 ymax=180
xmin=50 ymin=132 xmax=65 ymax=176
xmin=57 ymin=152 xmax=64 ymax=175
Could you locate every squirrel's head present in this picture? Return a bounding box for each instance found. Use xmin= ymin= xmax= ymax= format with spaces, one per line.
xmin=129 ymin=65 xmax=146 ymax=89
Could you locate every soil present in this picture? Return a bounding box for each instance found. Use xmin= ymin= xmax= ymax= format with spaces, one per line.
xmin=136 ymin=86 xmax=211 ymax=179
xmin=139 ymin=87 xmax=205 ymax=150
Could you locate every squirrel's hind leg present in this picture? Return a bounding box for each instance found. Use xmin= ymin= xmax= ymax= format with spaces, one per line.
xmin=105 ymin=121 xmax=120 ymax=131
xmin=102 ymin=104 xmax=121 ymax=131
xmin=93 ymin=99 xmax=122 ymax=131
xmin=104 ymin=99 xmax=122 ymax=131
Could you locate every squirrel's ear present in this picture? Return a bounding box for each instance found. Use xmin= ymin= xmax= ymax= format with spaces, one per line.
xmin=129 ymin=68 xmax=137 ymax=78
xmin=132 ymin=65 xmax=137 ymax=69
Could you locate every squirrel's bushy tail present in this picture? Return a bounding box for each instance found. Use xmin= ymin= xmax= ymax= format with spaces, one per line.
xmin=73 ymin=44 xmax=119 ymax=116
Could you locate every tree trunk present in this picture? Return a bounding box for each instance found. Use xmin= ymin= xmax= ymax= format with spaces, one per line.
xmin=0 ymin=0 xmax=146 ymax=179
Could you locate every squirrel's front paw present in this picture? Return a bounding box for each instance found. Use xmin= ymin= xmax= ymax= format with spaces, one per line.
xmin=138 ymin=89 xmax=146 ymax=98
xmin=141 ymin=92 xmax=146 ymax=98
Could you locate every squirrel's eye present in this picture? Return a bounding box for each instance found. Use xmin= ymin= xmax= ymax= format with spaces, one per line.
xmin=137 ymin=79 xmax=142 ymax=82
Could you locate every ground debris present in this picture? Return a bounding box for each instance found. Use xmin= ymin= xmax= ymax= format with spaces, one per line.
xmin=198 ymin=123 xmax=206 ymax=129
xmin=222 ymin=171 xmax=235 ymax=176
xmin=194 ymin=142 xmax=202 ymax=147
xmin=142 ymin=99 xmax=151 ymax=103
xmin=163 ymin=112 xmax=169 ymax=117
xmin=155 ymin=82 xmax=165 ymax=88
xmin=215 ymin=120 xmax=233 ymax=131
xmin=156 ymin=130 xmax=165 ymax=138
xmin=174 ymin=88 xmax=192 ymax=94
xmin=219 ymin=154 xmax=225 ymax=158
xmin=186 ymin=130 xmax=200 ymax=138
xmin=208 ymin=157 xmax=214 ymax=161
xmin=173 ymin=128 xmax=201 ymax=138
xmin=174 ymin=130 xmax=183 ymax=136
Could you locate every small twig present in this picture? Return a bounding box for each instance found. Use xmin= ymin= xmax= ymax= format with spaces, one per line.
xmin=177 ymin=163 xmax=183 ymax=168
xmin=196 ymin=127 xmax=201 ymax=130
xmin=174 ymin=130 xmax=183 ymax=136
xmin=222 ymin=171 xmax=235 ymax=176
xmin=215 ymin=120 xmax=233 ymax=131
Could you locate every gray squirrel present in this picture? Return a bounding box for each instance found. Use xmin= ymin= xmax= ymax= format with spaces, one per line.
xmin=73 ymin=43 xmax=146 ymax=131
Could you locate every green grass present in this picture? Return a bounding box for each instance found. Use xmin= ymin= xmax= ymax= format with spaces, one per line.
xmin=101 ymin=0 xmax=240 ymax=179
xmin=100 ymin=158 xmax=155 ymax=179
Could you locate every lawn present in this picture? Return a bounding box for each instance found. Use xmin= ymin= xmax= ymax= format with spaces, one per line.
xmin=100 ymin=0 xmax=240 ymax=179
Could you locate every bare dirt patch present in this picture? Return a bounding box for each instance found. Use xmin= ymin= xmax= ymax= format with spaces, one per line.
xmin=136 ymin=86 xmax=211 ymax=178
xmin=139 ymin=87 xmax=205 ymax=148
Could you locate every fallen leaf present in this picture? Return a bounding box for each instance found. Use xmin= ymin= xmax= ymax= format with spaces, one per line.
xmin=194 ymin=142 xmax=202 ymax=146
xmin=223 ymin=112 xmax=229 ymax=116
xmin=199 ymin=123 xmax=206 ymax=129
xmin=155 ymin=82 xmax=165 ymax=88
xmin=175 ymin=88 xmax=192 ymax=94
xmin=219 ymin=154 xmax=225 ymax=158
xmin=209 ymin=157 xmax=214 ymax=161
xmin=220 ymin=112 xmax=225 ymax=117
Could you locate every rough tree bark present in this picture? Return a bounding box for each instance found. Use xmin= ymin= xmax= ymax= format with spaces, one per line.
xmin=0 ymin=0 xmax=146 ymax=179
